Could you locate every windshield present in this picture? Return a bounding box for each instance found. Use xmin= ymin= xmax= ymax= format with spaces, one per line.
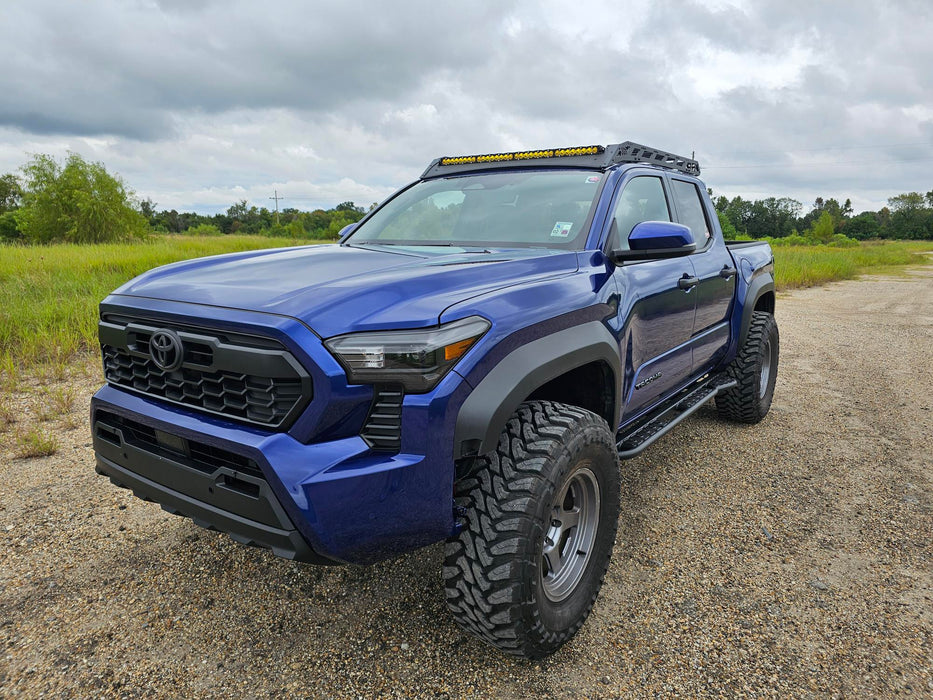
xmin=345 ymin=169 xmax=604 ymax=249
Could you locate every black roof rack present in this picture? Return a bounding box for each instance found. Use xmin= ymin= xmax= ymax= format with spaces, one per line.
xmin=610 ymin=142 xmax=700 ymax=176
xmin=421 ymin=141 xmax=700 ymax=178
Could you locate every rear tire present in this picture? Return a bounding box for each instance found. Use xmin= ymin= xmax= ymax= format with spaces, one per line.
xmin=443 ymin=401 xmax=620 ymax=659
xmin=716 ymin=310 xmax=779 ymax=423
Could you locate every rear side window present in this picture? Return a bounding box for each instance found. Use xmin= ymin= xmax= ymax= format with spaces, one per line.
xmin=612 ymin=176 xmax=671 ymax=250
xmin=671 ymin=180 xmax=711 ymax=244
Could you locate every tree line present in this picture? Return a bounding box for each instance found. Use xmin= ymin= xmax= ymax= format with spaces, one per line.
xmin=0 ymin=153 xmax=368 ymax=244
xmin=140 ymin=198 xmax=369 ymax=240
xmin=1 ymin=151 xmax=931 ymax=245
xmin=712 ymin=191 xmax=933 ymax=244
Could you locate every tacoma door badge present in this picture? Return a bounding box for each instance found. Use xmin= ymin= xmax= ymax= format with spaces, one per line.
xmin=634 ymin=372 xmax=662 ymax=390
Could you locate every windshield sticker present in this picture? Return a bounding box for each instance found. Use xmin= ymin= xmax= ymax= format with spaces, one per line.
xmin=550 ymin=221 xmax=574 ymax=238
xmin=585 ymin=175 xmax=601 ymax=183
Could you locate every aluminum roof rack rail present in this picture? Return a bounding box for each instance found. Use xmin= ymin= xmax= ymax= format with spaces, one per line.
xmin=611 ymin=141 xmax=700 ymax=176
xmin=421 ymin=141 xmax=700 ymax=178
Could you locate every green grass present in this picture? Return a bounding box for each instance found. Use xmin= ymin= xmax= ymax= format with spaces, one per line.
xmin=0 ymin=236 xmax=930 ymax=380
xmin=772 ymin=240 xmax=932 ymax=289
xmin=0 ymin=235 xmax=307 ymax=373
xmin=12 ymin=426 xmax=59 ymax=458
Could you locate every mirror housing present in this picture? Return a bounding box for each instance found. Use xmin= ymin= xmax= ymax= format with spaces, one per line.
xmin=337 ymin=222 xmax=358 ymax=242
xmin=610 ymin=221 xmax=696 ymax=263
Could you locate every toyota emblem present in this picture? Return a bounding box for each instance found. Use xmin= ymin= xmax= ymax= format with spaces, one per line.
xmin=149 ymin=329 xmax=183 ymax=371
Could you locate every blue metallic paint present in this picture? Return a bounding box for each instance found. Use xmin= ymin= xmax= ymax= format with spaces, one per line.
xmin=115 ymin=238 xmax=581 ymax=338
xmin=628 ymin=221 xmax=695 ymax=250
xmin=92 ymin=160 xmax=774 ymax=565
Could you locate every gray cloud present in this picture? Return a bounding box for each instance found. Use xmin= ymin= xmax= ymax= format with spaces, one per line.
xmin=1 ymin=0 xmax=931 ymax=213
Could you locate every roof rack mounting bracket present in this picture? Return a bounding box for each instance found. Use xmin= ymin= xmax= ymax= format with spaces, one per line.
xmin=612 ymin=141 xmax=700 ymax=176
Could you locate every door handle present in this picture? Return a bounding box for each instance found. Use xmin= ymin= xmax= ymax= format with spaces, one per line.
xmin=678 ymin=275 xmax=699 ymax=291
xmin=719 ymin=266 xmax=737 ymax=280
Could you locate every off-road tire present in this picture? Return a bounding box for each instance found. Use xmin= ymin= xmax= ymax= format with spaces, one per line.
xmin=716 ymin=310 xmax=779 ymax=423
xmin=443 ymin=400 xmax=620 ymax=659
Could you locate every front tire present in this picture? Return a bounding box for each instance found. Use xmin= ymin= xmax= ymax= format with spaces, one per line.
xmin=443 ymin=401 xmax=620 ymax=659
xmin=716 ymin=310 xmax=779 ymax=423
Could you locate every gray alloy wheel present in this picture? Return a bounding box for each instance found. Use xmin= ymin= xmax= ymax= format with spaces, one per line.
xmin=541 ymin=466 xmax=601 ymax=603
xmin=759 ymin=335 xmax=774 ymax=400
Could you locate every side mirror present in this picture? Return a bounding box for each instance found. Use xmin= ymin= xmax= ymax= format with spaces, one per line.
xmin=611 ymin=221 xmax=696 ymax=262
xmin=337 ymin=223 xmax=358 ymax=241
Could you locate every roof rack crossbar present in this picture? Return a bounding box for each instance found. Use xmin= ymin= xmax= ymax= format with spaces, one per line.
xmin=420 ymin=141 xmax=701 ymax=178
xmin=612 ymin=142 xmax=700 ymax=176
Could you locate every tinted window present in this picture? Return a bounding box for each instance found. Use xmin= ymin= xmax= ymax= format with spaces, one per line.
xmin=672 ymin=180 xmax=711 ymax=244
xmin=347 ymin=170 xmax=603 ymax=249
xmin=611 ymin=176 xmax=671 ymax=250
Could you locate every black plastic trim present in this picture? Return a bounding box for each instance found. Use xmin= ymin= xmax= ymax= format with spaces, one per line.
xmin=360 ymin=385 xmax=404 ymax=452
xmin=740 ymin=274 xmax=776 ymax=347
xmin=454 ymin=321 xmax=621 ymax=457
xmin=99 ymin=316 xmax=312 ymax=430
xmin=92 ymin=413 xmax=337 ymax=564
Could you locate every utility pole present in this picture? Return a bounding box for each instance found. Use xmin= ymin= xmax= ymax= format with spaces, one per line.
xmin=269 ymin=189 xmax=284 ymax=225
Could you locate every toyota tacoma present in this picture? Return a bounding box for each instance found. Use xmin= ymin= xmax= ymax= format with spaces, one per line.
xmin=91 ymin=142 xmax=778 ymax=658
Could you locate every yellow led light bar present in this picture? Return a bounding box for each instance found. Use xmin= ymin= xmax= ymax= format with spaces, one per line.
xmin=440 ymin=145 xmax=603 ymax=167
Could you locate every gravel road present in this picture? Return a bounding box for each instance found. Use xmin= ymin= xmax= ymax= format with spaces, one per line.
xmin=2 ymin=267 xmax=932 ymax=698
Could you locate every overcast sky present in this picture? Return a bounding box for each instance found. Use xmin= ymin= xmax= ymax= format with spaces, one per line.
xmin=1 ymin=0 xmax=931 ymax=215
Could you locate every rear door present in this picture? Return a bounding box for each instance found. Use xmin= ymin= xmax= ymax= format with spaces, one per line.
xmin=669 ymin=178 xmax=736 ymax=373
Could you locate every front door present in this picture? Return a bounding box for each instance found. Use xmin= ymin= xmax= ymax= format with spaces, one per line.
xmin=608 ymin=174 xmax=698 ymax=421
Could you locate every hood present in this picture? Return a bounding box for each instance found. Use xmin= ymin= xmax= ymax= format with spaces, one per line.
xmin=113 ymin=243 xmax=579 ymax=337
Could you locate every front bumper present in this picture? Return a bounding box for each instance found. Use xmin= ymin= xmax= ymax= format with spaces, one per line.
xmin=91 ymin=383 xmax=461 ymax=565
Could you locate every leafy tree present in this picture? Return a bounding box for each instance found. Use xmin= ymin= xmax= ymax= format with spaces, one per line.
xmin=843 ymin=212 xmax=881 ymax=240
xmin=15 ymin=153 xmax=148 ymax=243
xmin=286 ymin=219 xmax=305 ymax=238
xmin=888 ymin=192 xmax=925 ymax=213
xmin=0 ymin=211 xmax=21 ymax=241
xmin=139 ymin=198 xmax=157 ymax=221
xmin=806 ymin=211 xmax=836 ymax=243
xmin=335 ymin=201 xmax=365 ymax=215
xmin=186 ymin=223 xmax=222 ymax=236
xmin=885 ymin=192 xmax=931 ymax=239
xmin=0 ymin=173 xmax=22 ymax=213
xmin=716 ymin=210 xmax=739 ymax=240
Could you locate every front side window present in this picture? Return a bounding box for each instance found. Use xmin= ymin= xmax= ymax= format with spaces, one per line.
xmin=611 ymin=176 xmax=671 ymax=250
xmin=345 ymin=170 xmax=604 ymax=250
xmin=671 ymin=179 xmax=711 ymax=244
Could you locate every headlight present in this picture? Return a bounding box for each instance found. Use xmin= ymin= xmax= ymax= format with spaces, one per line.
xmin=324 ymin=316 xmax=491 ymax=393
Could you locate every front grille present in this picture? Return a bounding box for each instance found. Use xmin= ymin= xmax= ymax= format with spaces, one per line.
xmin=99 ymin=317 xmax=312 ymax=430
xmin=95 ymin=410 xmax=265 ymax=481
xmin=360 ymin=385 xmax=404 ymax=452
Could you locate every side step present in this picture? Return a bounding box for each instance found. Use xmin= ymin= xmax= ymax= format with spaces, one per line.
xmin=616 ymin=375 xmax=737 ymax=459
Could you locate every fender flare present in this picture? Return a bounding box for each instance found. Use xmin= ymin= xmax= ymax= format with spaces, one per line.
xmin=454 ymin=321 xmax=621 ymax=458
xmin=739 ymin=273 xmax=775 ymax=347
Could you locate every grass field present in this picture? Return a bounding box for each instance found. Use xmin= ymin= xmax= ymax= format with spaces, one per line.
xmin=773 ymin=240 xmax=932 ymax=289
xmin=0 ymin=235 xmax=304 ymax=381
xmin=1 ymin=236 xmax=931 ymax=380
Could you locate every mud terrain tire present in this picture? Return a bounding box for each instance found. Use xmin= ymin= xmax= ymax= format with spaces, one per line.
xmin=716 ymin=310 xmax=779 ymax=423
xmin=443 ymin=401 xmax=620 ymax=659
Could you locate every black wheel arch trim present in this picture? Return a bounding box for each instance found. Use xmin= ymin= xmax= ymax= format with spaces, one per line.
xmin=739 ymin=273 xmax=775 ymax=347
xmin=454 ymin=321 xmax=621 ymax=458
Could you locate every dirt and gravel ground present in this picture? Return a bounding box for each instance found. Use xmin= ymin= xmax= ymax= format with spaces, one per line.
xmin=1 ymin=266 xmax=932 ymax=699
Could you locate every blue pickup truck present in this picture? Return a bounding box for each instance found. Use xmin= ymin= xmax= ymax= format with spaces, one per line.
xmin=91 ymin=142 xmax=777 ymax=658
